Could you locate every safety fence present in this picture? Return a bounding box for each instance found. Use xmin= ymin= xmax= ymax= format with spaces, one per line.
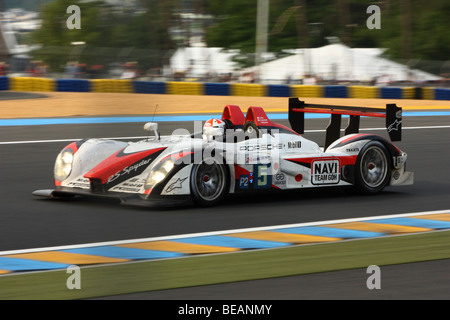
xmin=1 ymin=76 xmax=450 ymax=100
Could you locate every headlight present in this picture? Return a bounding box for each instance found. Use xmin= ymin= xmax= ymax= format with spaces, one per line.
xmin=145 ymin=158 xmax=175 ymax=190
xmin=54 ymin=148 xmax=74 ymax=181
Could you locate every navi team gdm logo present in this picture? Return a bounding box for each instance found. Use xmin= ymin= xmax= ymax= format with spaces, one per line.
xmin=311 ymin=159 xmax=340 ymax=185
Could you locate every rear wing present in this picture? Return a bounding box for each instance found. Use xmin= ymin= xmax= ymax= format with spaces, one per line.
xmin=288 ymin=98 xmax=402 ymax=150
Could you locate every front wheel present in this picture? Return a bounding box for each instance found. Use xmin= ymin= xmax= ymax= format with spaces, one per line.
xmin=190 ymin=161 xmax=229 ymax=207
xmin=354 ymin=141 xmax=391 ymax=194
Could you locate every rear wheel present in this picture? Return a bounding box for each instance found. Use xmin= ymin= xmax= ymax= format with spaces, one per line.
xmin=190 ymin=160 xmax=229 ymax=206
xmin=354 ymin=141 xmax=391 ymax=194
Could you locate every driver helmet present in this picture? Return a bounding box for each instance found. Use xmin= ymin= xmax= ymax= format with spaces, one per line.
xmin=203 ymin=118 xmax=226 ymax=141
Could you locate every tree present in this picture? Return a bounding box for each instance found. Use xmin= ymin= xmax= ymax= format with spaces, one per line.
xmin=30 ymin=0 xmax=177 ymax=73
xmin=204 ymin=0 xmax=450 ymax=69
xmin=30 ymin=0 xmax=112 ymax=72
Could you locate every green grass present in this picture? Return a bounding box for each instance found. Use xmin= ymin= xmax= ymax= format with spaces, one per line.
xmin=1 ymin=230 xmax=450 ymax=300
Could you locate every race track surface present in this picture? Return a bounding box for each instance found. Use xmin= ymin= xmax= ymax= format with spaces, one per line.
xmin=94 ymin=259 xmax=450 ymax=300
xmin=1 ymin=102 xmax=449 ymax=299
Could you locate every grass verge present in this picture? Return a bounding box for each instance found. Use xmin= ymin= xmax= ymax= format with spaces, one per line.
xmin=1 ymin=230 xmax=449 ymax=300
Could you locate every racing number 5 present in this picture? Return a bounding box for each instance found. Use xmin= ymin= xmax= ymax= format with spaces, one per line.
xmin=255 ymin=164 xmax=271 ymax=188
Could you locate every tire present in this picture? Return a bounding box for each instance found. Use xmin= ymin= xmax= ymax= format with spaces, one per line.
xmin=190 ymin=160 xmax=229 ymax=207
xmin=243 ymin=121 xmax=260 ymax=139
xmin=354 ymin=141 xmax=391 ymax=194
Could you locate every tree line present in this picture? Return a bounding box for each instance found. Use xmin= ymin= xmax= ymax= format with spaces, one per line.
xmin=29 ymin=0 xmax=450 ymax=75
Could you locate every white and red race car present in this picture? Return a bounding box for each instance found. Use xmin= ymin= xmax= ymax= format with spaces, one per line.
xmin=33 ymin=98 xmax=414 ymax=207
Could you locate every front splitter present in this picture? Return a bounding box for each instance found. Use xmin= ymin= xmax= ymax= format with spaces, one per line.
xmin=32 ymin=188 xmax=192 ymax=208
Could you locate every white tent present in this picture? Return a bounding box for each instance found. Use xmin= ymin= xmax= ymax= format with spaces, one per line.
xmin=169 ymin=43 xmax=442 ymax=84
xmin=0 ymin=22 xmax=35 ymax=58
xmin=169 ymin=46 xmax=240 ymax=78
xmin=253 ymin=43 xmax=442 ymax=84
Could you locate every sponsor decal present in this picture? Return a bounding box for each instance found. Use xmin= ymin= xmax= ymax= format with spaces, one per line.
xmin=388 ymin=119 xmax=402 ymax=132
xmin=165 ymin=177 xmax=187 ymax=193
xmin=311 ymin=159 xmax=340 ymax=185
xmin=346 ymin=148 xmax=360 ymax=153
xmin=395 ymin=155 xmax=407 ymax=166
xmin=245 ymin=154 xmax=271 ymax=164
xmin=113 ymin=186 xmax=141 ymax=192
xmin=256 ymin=116 xmax=269 ymax=125
xmin=67 ymin=177 xmax=90 ymax=188
xmin=122 ymin=182 xmax=144 ymax=188
xmin=239 ymin=175 xmax=250 ymax=189
xmin=287 ymin=141 xmax=302 ymax=149
xmin=273 ymin=173 xmax=286 ymax=186
xmin=239 ymin=144 xmax=283 ymax=152
xmin=85 ymin=147 xmax=165 ymax=186
xmin=107 ymin=158 xmax=153 ymax=184
xmin=110 ymin=177 xmax=146 ymax=193
xmin=238 ymin=167 xmax=272 ymax=189
xmin=393 ymin=171 xmax=400 ymax=180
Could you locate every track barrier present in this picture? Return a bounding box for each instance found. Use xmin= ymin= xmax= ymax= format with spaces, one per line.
xmin=0 ymin=76 xmax=449 ymax=100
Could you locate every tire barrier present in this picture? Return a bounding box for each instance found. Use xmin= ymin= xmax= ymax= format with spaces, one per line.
xmin=56 ymin=79 xmax=90 ymax=92
xmin=435 ymin=88 xmax=450 ymax=100
xmin=267 ymin=84 xmax=291 ymax=97
xmin=9 ymin=77 xmax=55 ymax=92
xmin=348 ymin=86 xmax=379 ymax=99
xmin=230 ymin=83 xmax=267 ymax=97
xmin=133 ymin=81 xmax=165 ymax=94
xmin=166 ymin=81 xmax=204 ymax=95
xmin=0 ymin=76 xmax=8 ymax=90
xmin=401 ymin=87 xmax=415 ymax=99
xmin=204 ymin=82 xmax=230 ymax=96
xmin=380 ymin=87 xmax=402 ymax=99
xmin=90 ymin=79 xmax=132 ymax=93
xmin=0 ymin=76 xmax=449 ymax=100
xmin=290 ymin=85 xmax=323 ymax=98
xmin=422 ymin=87 xmax=435 ymax=100
xmin=324 ymin=85 xmax=348 ymax=98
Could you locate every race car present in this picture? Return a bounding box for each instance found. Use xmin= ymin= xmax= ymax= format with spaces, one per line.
xmin=33 ymin=98 xmax=414 ymax=207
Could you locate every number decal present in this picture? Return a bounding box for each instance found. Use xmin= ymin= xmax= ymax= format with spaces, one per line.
xmin=254 ymin=164 xmax=272 ymax=189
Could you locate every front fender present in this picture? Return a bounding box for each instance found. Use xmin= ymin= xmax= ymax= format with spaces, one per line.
xmin=57 ymin=138 xmax=128 ymax=187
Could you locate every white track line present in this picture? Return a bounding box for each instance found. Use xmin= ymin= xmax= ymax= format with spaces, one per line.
xmin=0 ymin=136 xmax=147 ymax=145
xmin=1 ymin=125 xmax=450 ymax=145
xmin=0 ymin=209 xmax=448 ymax=256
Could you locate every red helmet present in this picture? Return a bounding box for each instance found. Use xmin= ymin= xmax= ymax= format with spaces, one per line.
xmin=203 ymin=118 xmax=226 ymax=140
xmin=204 ymin=118 xmax=225 ymax=129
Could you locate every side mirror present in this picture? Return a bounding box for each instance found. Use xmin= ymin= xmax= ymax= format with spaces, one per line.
xmin=143 ymin=122 xmax=160 ymax=140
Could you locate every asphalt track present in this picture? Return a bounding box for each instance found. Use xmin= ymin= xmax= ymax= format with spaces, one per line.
xmin=1 ymin=113 xmax=450 ymax=299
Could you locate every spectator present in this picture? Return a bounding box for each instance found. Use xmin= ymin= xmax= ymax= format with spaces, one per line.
xmin=76 ymin=63 xmax=87 ymax=78
xmin=65 ymin=62 xmax=78 ymax=78
xmin=0 ymin=62 xmax=7 ymax=76
xmin=120 ymin=62 xmax=139 ymax=79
